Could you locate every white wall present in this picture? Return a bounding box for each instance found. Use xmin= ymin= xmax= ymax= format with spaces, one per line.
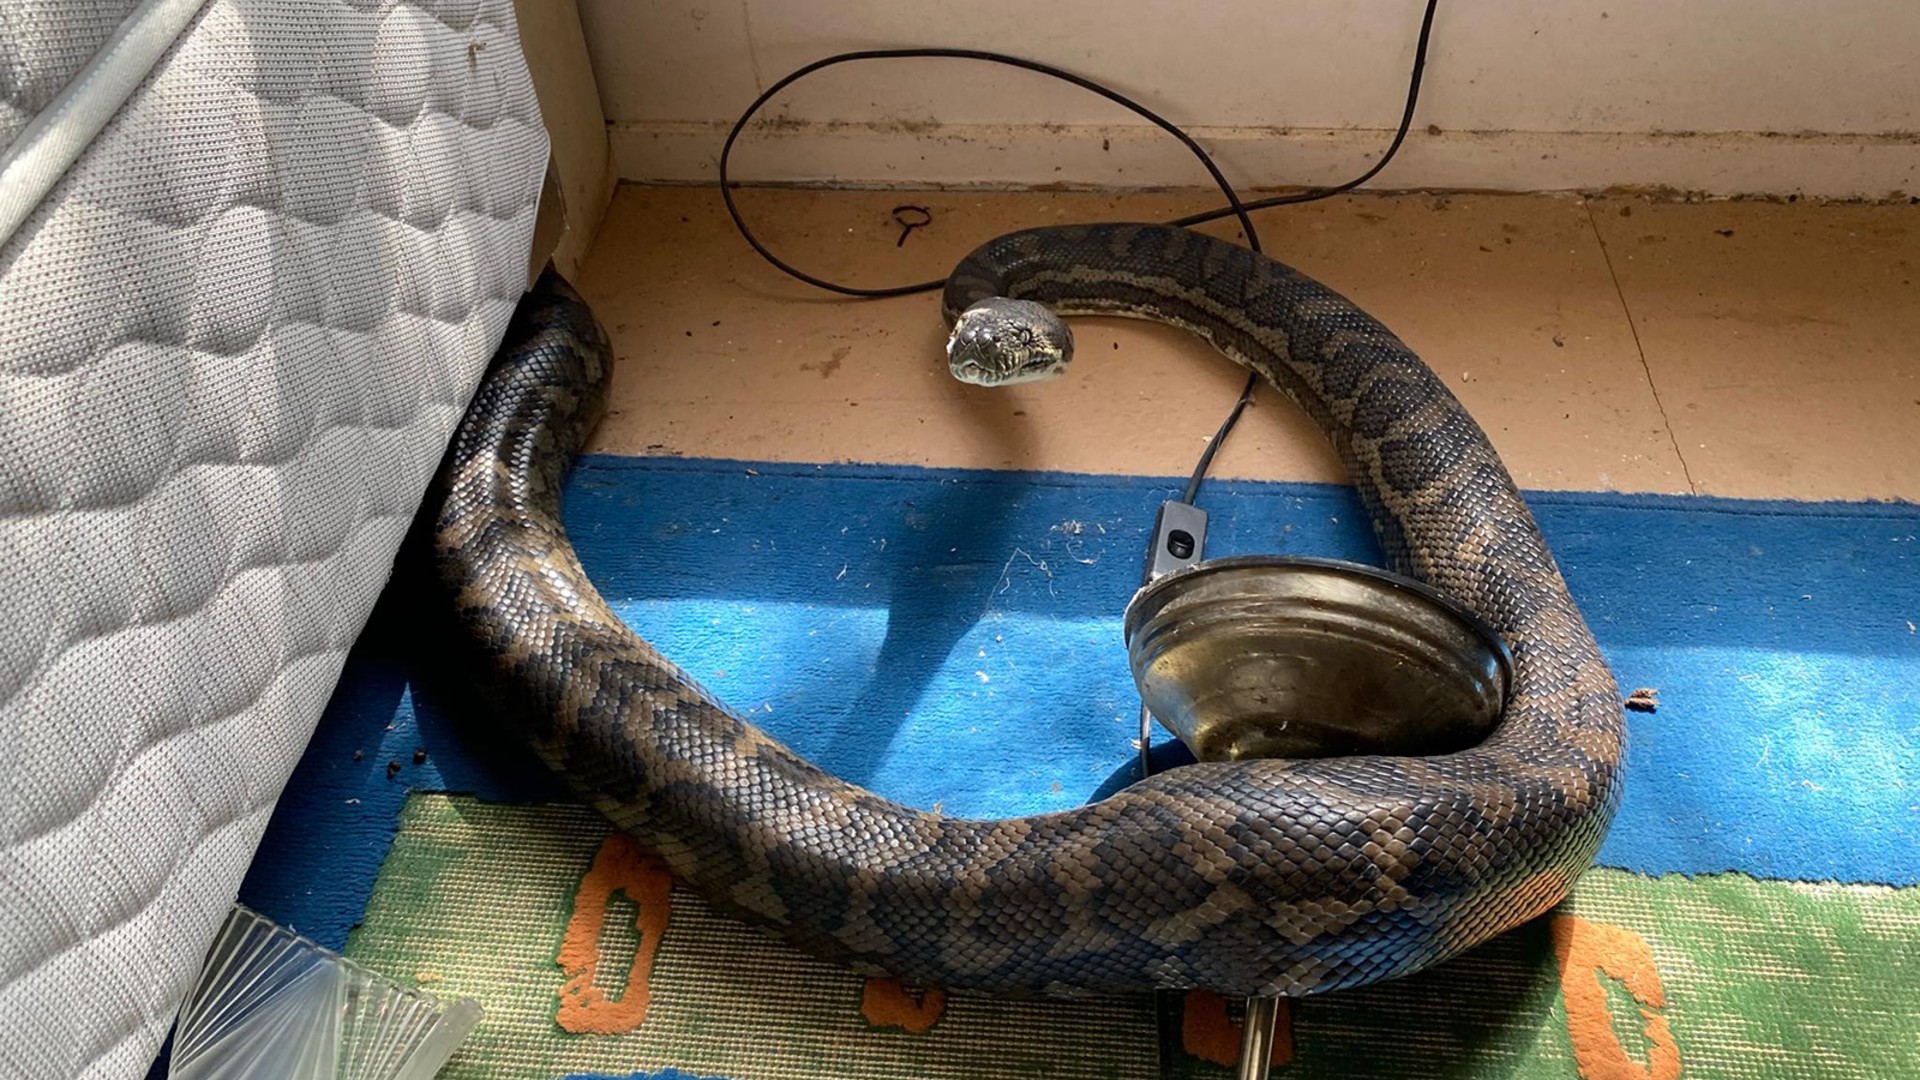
xmin=580 ymin=0 xmax=1920 ymax=197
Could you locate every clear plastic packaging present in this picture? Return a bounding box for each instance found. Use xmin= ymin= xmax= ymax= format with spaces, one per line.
xmin=170 ymin=905 xmax=481 ymax=1080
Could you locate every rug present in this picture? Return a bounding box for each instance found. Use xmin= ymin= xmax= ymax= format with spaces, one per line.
xmin=232 ymin=456 xmax=1920 ymax=1079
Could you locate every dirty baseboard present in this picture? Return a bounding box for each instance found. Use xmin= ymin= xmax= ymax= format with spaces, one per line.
xmin=612 ymin=120 xmax=1920 ymax=201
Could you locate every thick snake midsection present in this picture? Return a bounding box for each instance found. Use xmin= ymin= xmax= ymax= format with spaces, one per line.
xmin=434 ymin=225 xmax=1622 ymax=999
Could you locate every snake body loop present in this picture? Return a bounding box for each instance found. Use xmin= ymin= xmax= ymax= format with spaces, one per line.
xmin=434 ymin=225 xmax=1623 ymax=998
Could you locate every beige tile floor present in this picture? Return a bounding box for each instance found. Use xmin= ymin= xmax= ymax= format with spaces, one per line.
xmin=576 ymin=185 xmax=1920 ymax=502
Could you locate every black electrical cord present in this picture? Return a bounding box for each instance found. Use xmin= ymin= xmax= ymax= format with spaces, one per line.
xmin=718 ymin=47 xmax=1264 ymax=297
xmin=1166 ymin=0 xmax=1440 ymax=228
xmin=717 ymin=0 xmax=1439 ymax=505
xmin=1181 ymin=376 xmax=1257 ymax=506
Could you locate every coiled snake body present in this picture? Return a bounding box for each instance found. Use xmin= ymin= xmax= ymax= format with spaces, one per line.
xmin=434 ymin=223 xmax=1622 ymax=998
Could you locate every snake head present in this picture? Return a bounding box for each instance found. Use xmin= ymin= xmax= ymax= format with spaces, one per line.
xmin=946 ymin=298 xmax=1074 ymax=386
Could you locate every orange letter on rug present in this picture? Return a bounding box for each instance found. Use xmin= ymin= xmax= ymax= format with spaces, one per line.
xmin=555 ymin=833 xmax=675 ymax=1034
xmin=1180 ymin=991 xmax=1292 ymax=1068
xmin=860 ymin=978 xmax=947 ymax=1034
xmin=1551 ymin=916 xmax=1682 ymax=1080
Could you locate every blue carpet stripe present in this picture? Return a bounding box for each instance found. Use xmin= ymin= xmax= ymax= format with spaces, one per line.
xmin=239 ymin=455 xmax=1920 ymax=951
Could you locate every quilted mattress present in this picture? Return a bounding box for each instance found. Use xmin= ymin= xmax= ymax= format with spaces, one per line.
xmin=0 ymin=1 xmax=549 ymax=1075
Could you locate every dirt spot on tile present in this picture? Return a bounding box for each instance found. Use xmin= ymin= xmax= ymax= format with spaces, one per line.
xmin=801 ymin=345 xmax=850 ymax=378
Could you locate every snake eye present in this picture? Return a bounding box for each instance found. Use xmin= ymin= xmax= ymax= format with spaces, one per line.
xmin=1013 ymin=326 xmax=1035 ymax=346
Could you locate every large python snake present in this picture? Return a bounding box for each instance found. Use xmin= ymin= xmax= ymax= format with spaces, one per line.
xmin=433 ymin=222 xmax=1623 ymax=999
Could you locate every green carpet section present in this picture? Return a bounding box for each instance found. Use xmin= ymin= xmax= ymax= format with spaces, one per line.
xmin=1274 ymin=872 xmax=1919 ymax=1080
xmin=342 ymin=795 xmax=1920 ymax=1080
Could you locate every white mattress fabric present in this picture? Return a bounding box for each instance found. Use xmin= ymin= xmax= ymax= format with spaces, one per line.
xmin=0 ymin=2 xmax=548 ymax=1076
xmin=0 ymin=0 xmax=145 ymax=150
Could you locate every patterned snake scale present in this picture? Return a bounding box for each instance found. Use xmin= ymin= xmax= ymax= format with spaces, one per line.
xmin=433 ymin=223 xmax=1623 ymax=999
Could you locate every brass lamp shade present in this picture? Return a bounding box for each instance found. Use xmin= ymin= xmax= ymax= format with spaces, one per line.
xmin=1123 ymin=556 xmax=1512 ymax=763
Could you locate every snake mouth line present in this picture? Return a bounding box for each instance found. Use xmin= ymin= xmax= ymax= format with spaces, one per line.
xmin=948 ymin=358 xmax=1065 ymax=386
